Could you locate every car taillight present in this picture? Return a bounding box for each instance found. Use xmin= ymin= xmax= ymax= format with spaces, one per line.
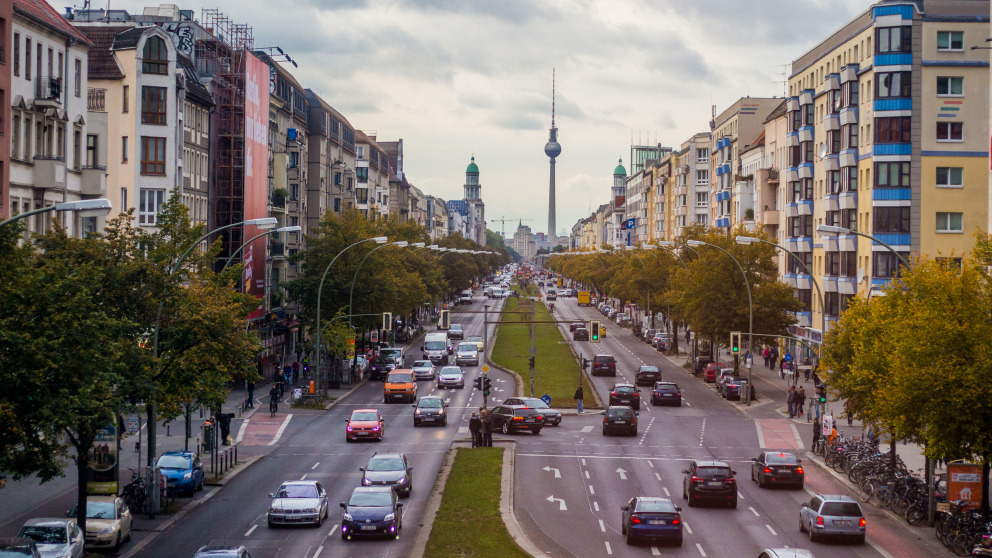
xmin=610 ymin=392 xmax=618 ymax=396
xmin=796 ymin=467 xmax=804 ymax=475
xmin=630 ymin=514 xmax=641 ymax=524
xmin=726 ymin=478 xmax=735 ymax=484
xmin=691 ymin=477 xmax=704 ymax=484
xmin=763 ymin=467 xmax=771 ymax=473
xmin=604 ymin=418 xmax=608 ymax=424
xmin=671 ymin=517 xmax=680 ymax=525
xmin=512 ymin=416 xmax=523 ymax=421
xmin=816 ymin=516 xmax=824 ymax=526
xmin=859 ymin=518 xmax=866 ymax=527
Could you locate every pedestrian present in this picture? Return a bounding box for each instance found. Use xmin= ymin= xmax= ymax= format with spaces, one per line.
xmin=763 ymin=347 xmax=771 ymax=368
xmin=845 ymin=401 xmax=854 ymax=426
xmin=812 ymin=370 xmax=821 ymax=389
xmin=246 ymin=380 xmax=255 ymax=408
xmin=828 ymin=425 xmax=838 ymax=446
xmin=481 ymin=408 xmax=494 ymax=447
xmin=787 ymin=387 xmax=796 ymax=418
xmin=218 ymin=413 xmax=232 ymax=446
xmin=574 ymin=384 xmax=584 ymax=414
xmin=796 ymin=385 xmax=806 ymax=416
xmin=469 ymin=412 xmax=482 ymax=448
xmin=292 ymin=361 xmax=300 ymax=384
xmin=812 ymin=418 xmax=821 ymax=452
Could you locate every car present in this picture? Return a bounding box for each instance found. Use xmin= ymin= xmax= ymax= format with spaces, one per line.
xmin=349 ymin=354 xmax=369 ymax=374
xmin=340 ymin=486 xmax=403 ymax=540
xmin=17 ymin=519 xmax=84 ymax=558
xmin=489 ymin=405 xmax=543 ymax=435
xmin=722 ymin=377 xmax=749 ymax=400
xmin=412 ymin=396 xmax=448 ymax=426
xmin=693 ymin=356 xmax=715 ymax=376
xmin=67 ymin=495 xmax=132 ymax=551
xmin=371 ymin=348 xmax=403 ymax=380
xmin=411 ymin=360 xmax=436 ymax=381
xmin=682 ymin=460 xmax=737 ymax=508
xmin=546 ymin=290 xmax=557 ymax=301
xmin=448 ymin=323 xmax=464 ymax=340
xmin=384 ymin=370 xmax=417 ymax=403
xmin=609 ymin=383 xmax=641 ymax=410
xmin=642 ymin=328 xmax=658 ymax=342
xmin=601 ymin=406 xmax=638 ymax=436
xmin=459 ymin=289 xmax=473 ymax=304
xmin=346 ymin=408 xmax=384 ymax=442
xmin=756 ymin=551 xmax=815 ymax=558
xmin=455 ymin=343 xmax=480 ymax=366
xmin=436 ymin=366 xmax=465 ymax=389
xmin=569 ymin=322 xmax=584 ymax=332
xmin=799 ymin=494 xmax=866 ymax=544
xmin=620 ymin=496 xmax=683 ymax=546
xmin=573 ymin=327 xmax=589 ymax=341
xmin=155 ymin=451 xmax=204 ymax=495
xmin=467 ymin=335 xmax=485 ymax=351
xmin=502 ymin=397 xmax=561 ymax=426
xmin=192 ymin=546 xmax=253 ymax=558
xmin=653 ymin=334 xmax=672 ymax=351
xmin=267 ymin=480 xmax=329 ymax=527
xmin=360 ymin=453 xmax=413 ymax=497
xmin=651 ymin=382 xmax=682 ymax=406
xmin=0 ymin=538 xmax=41 ymax=558
xmin=634 ymin=365 xmax=661 ymax=386
xmin=592 ymin=354 xmax=617 ymax=376
xmin=752 ymin=451 xmax=805 ymax=489
xmin=715 ymin=368 xmax=737 ymax=391
xmin=703 ymin=362 xmax=723 ymax=383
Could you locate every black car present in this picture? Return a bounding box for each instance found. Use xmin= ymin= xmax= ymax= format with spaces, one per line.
xmin=502 ymin=397 xmax=561 ymax=426
xmin=340 ymin=486 xmax=403 ymax=540
xmin=682 ymin=460 xmax=737 ymax=508
xmin=592 ymin=354 xmax=617 ymax=376
xmin=751 ymin=451 xmax=804 ymax=489
xmin=573 ymin=328 xmax=589 ymax=341
xmin=651 ymin=382 xmax=682 ymax=406
xmin=609 ymin=383 xmax=640 ymax=410
xmin=634 ymin=365 xmax=661 ymax=386
xmin=721 ymin=377 xmax=748 ymax=401
xmin=360 ymin=453 xmax=413 ymax=497
xmin=602 ymin=406 xmax=638 ymax=436
xmin=620 ymin=497 xmax=683 ymax=546
xmin=569 ymin=322 xmax=584 ymax=332
xmin=412 ymin=396 xmax=447 ymax=427
xmin=490 ymin=405 xmax=543 ymax=435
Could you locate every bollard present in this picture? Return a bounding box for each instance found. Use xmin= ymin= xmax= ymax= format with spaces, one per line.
xmin=166 ymin=424 xmax=170 ymax=436
xmin=234 ymin=444 xmax=238 ymax=464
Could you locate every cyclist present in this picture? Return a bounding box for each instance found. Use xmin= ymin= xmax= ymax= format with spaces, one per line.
xmin=269 ymin=383 xmax=279 ymax=415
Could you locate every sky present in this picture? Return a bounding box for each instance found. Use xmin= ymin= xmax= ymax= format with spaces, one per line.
xmin=50 ymin=0 xmax=872 ymax=239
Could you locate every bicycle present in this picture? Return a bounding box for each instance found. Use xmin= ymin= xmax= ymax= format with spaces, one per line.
xmin=269 ymin=398 xmax=278 ymax=417
xmin=121 ymin=468 xmax=146 ymax=514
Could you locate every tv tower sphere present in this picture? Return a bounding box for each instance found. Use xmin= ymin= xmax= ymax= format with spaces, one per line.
xmin=545 ymin=138 xmax=561 ymax=158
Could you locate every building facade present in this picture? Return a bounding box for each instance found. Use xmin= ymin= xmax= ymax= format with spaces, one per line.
xmin=306 ymin=90 xmax=355 ymax=226
xmin=0 ymin=1 xmax=11 ymax=220
xmin=463 ymin=156 xmax=486 ymax=246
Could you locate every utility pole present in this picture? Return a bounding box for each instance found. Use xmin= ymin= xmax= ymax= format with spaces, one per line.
xmin=529 ymin=301 xmax=536 ymax=397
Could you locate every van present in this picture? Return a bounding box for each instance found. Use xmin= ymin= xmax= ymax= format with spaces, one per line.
xmin=546 ymin=289 xmax=557 ymax=301
xmin=384 ymin=369 xmax=417 ymax=403
xmin=460 ymin=289 xmax=473 ymax=305
xmin=422 ymin=332 xmax=450 ymax=365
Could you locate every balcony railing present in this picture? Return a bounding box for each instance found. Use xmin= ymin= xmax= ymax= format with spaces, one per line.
xmin=36 ymin=77 xmax=62 ymax=102
xmin=87 ymin=88 xmax=106 ymax=112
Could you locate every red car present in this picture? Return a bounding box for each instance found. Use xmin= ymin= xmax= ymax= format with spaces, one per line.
xmin=703 ymin=362 xmax=724 ymax=383
xmin=345 ymin=408 xmax=384 ymax=442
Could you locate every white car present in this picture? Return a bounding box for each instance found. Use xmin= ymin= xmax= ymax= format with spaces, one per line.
xmin=68 ymin=495 xmax=132 ymax=551
xmin=18 ymin=518 xmax=85 ymax=558
xmin=437 ymin=366 xmax=465 ymax=389
xmin=455 ymin=343 xmax=479 ymax=366
xmin=411 ymin=360 xmax=436 ymax=381
xmin=268 ymin=481 xmax=329 ymax=527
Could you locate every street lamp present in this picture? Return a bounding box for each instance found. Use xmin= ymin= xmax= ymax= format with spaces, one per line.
xmin=222 ymin=226 xmax=302 ymax=271
xmin=348 ymin=241 xmax=409 ymax=328
xmin=688 ymin=239 xmax=755 ymax=405
xmin=0 ymin=198 xmax=113 ymax=228
xmin=816 ymin=225 xmax=910 ymax=269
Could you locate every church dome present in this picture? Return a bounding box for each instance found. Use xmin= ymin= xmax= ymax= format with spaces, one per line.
xmin=466 ymin=156 xmax=479 ymax=174
xmin=613 ymin=158 xmax=626 ymax=176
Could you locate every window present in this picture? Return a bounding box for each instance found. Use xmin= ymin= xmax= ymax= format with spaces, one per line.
xmin=140 ymin=137 xmax=166 ymax=175
xmin=826 ymin=252 xmax=857 ymax=277
xmin=74 ymin=59 xmax=81 ymax=97
xmin=828 ymin=130 xmax=841 ymax=154
xmin=801 ymin=141 xmax=813 ymax=164
xmin=138 ymin=189 xmax=165 ymax=225
xmin=874 ymin=252 xmax=907 ymax=277
xmin=843 ymin=80 xmax=859 ymax=107
xmin=937 ymin=31 xmax=964 ymax=51
xmin=13 ymin=33 xmax=19 ymax=76
xmin=333 ymin=198 xmax=340 ymax=212
xmin=789 ymin=215 xmax=813 ymax=237
xmin=355 ymin=188 xmax=368 ymax=204
xmin=73 ymin=129 xmax=81 ymax=170
xmin=936 ymin=212 xmax=963 ymax=233
xmin=936 ymin=167 xmax=963 ymax=188
xmin=289 ymin=151 xmax=299 ymax=168
xmin=876 ymin=117 xmax=911 ymax=143
xmin=827 ymin=170 xmax=840 ymax=194
xmin=122 ymin=85 xmax=129 ymax=113
xmin=122 ymin=136 xmax=128 ymax=163
xmin=824 ymin=293 xmax=853 ymax=316
xmin=802 ymin=103 xmax=813 ymax=126
xmin=25 ymin=38 xmax=30 ymax=80
xmin=875 ymin=161 xmax=910 ymax=187
xmin=695 ymin=192 xmax=709 ymax=206
xmin=141 ymin=86 xmax=167 ymax=125
xmin=790 ymin=110 xmax=801 ymax=132
xmin=142 ymin=36 xmax=169 ymax=75
xmin=356 ymin=167 xmax=368 ymax=183
xmin=877 ymin=26 xmax=912 ymax=54
xmin=86 ymin=134 xmax=98 ymax=167
xmin=696 ymin=169 xmax=709 ymax=184
xmin=333 ymin=172 xmax=341 ymax=186
xmin=11 ymin=114 xmax=20 ymax=159
xmin=937 ymin=76 xmax=963 ymax=96
xmin=874 ymin=206 xmax=910 ymax=233
xmin=841 ymin=208 xmax=857 ymax=230
xmin=696 ymin=148 xmax=709 ymax=162
xmin=843 ymin=124 xmax=859 ymax=150
xmin=876 ymin=71 xmax=911 ymax=98
xmin=936 ymin=122 xmax=963 ymax=141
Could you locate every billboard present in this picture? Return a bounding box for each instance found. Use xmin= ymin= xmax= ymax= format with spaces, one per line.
xmin=244 ymin=51 xmax=270 ymax=300
xmin=86 ymin=424 xmax=119 ymax=494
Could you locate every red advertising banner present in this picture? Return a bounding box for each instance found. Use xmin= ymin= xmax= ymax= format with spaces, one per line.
xmin=947 ymin=463 xmax=982 ymax=510
xmin=244 ymin=51 xmax=270 ymax=301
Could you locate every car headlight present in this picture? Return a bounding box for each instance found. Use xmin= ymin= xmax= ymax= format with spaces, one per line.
xmin=305 ymin=507 xmax=318 ymax=513
xmin=343 ymin=512 xmax=353 ymax=521
xmin=438 ymin=408 xmax=444 ymax=414
xmin=98 ymin=526 xmax=115 ymax=535
xmin=363 ymin=478 xmax=372 ymax=485
xmin=383 ymin=513 xmax=395 ymax=522
xmin=415 ymin=409 xmax=421 ymax=415
xmin=183 ymin=472 xmax=192 ymax=480
xmin=398 ymin=477 xmax=406 ymax=484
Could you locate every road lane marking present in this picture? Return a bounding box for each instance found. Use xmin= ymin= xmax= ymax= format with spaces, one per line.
xmin=647 ymin=461 xmax=654 ymax=468
xmin=755 ymin=420 xmax=766 ymax=448
xmin=300 ymin=474 xmax=308 ymax=480
xmin=593 ymin=501 xmax=599 ymax=511
xmin=791 ymin=423 xmax=806 ymax=449
xmin=696 ymin=543 xmax=707 ymax=556
xmin=655 ymin=473 xmax=662 ymax=481
xmin=328 ymin=524 xmax=339 ymax=537
xmin=599 ymin=519 xmax=606 ymax=532
xmin=749 ymin=506 xmax=760 ymax=516
xmin=312 ymin=545 xmax=324 ymax=558
xmin=738 ymin=491 xmax=745 ymax=499
xmin=766 ymin=524 xmax=777 ymax=535
xmin=663 ymin=487 xmax=671 ymax=497
xmin=268 ymin=414 xmax=293 ymax=446
xmin=580 ymin=425 xmax=594 ymax=433
xmin=244 ymin=525 xmax=257 ymax=537
xmin=683 ymin=521 xmax=693 ymax=535
xmin=582 ymin=458 xmax=587 ymax=466
xmin=589 ymin=485 xmax=595 ymax=495
xmin=585 ymin=470 xmax=590 ymax=479
xmin=605 ymin=541 xmax=613 ymax=555
xmin=652 ymin=547 xmax=662 ymax=556
xmin=698 ymin=417 xmax=706 ymax=447
xmin=235 ymin=418 xmax=248 ymax=443
xmin=311 ymin=462 xmax=320 ymax=470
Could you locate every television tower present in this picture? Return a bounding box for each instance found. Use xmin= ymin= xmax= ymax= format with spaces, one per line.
xmin=544 ymin=70 xmax=561 ymax=246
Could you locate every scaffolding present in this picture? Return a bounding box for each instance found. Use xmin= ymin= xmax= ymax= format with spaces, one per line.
xmin=200 ymin=8 xmax=253 ymax=260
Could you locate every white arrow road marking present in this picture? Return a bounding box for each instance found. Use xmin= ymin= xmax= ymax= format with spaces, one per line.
xmin=546 ymin=495 xmax=567 ymax=511
xmin=616 ymin=468 xmax=627 ymax=480
xmin=580 ymin=425 xmax=594 ymax=433
xmin=542 ymin=466 xmax=561 ymax=479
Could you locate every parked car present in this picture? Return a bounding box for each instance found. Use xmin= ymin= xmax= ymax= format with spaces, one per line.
xmin=799 ymin=494 xmax=866 ymax=544
xmin=156 ymin=451 xmax=204 ymax=496
xmin=67 ymin=496 xmax=132 ymax=551
xmin=642 ymin=328 xmax=658 ymax=343
xmin=360 ymin=453 xmax=413 ymax=497
xmin=722 ymin=377 xmax=749 ymax=401
xmin=17 ymin=519 xmax=84 ymax=558
xmin=267 ymin=480 xmax=329 ymax=527
xmin=592 ymin=354 xmax=617 ymax=377
xmin=502 ymin=397 xmax=562 ymax=426
xmin=682 ymin=460 xmax=737 ymax=508
xmin=703 ymin=362 xmax=723 ymax=383
xmin=412 ymin=396 xmax=447 ymax=427
xmin=620 ymin=496 xmax=683 ymax=546
xmin=651 ymin=382 xmax=682 ymax=407
xmin=0 ymin=538 xmax=40 ymax=558
xmin=609 ymin=383 xmax=641 ymax=410
xmin=340 ymin=486 xmax=403 ymax=540
xmin=693 ymin=356 xmax=715 ymax=376
xmin=715 ymin=369 xmax=737 ymax=392
xmin=634 ymin=365 xmax=661 ymax=386
xmin=346 ymin=408 xmax=385 ymax=442
xmin=192 ymin=546 xmax=252 ymax=558
xmin=756 ymin=551 xmax=815 ymax=558
xmin=653 ymin=333 xmax=672 ymax=351
xmin=602 ymin=406 xmax=638 ymax=436
xmin=489 ymin=405 xmax=543 ymax=435
xmin=751 ymin=451 xmax=804 ymax=489
xmin=573 ymin=327 xmax=589 ymax=341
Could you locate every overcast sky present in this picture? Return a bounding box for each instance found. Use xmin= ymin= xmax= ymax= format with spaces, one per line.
xmin=51 ymin=0 xmax=871 ymax=239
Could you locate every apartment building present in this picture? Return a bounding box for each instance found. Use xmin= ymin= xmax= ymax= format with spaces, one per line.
xmin=425 ymin=195 xmax=448 ymax=240
xmin=0 ymin=2 xmax=11 ymax=220
xmin=784 ymin=0 xmax=989 ymax=357
xmin=753 ymin=102 xmax=788 ymax=249
xmin=306 ymin=90 xmax=356 ymax=228
xmin=625 ymin=167 xmax=649 ymax=244
xmin=606 ymin=159 xmax=627 ymax=248
xmin=355 ymin=131 xmax=391 ymax=219
xmin=672 ymin=132 xmax=713 ymax=237
xmin=649 ymin=153 xmax=673 ymax=242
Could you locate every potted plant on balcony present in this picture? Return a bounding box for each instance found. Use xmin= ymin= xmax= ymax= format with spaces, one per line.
xmin=273 ymin=187 xmax=288 ymax=208
xmin=744 ymin=208 xmax=755 ymax=220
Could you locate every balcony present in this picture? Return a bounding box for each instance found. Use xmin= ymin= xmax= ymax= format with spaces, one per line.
xmin=269 ymin=241 xmax=286 ymax=259
xmin=767 ymin=168 xmax=779 ymax=183
xmin=87 ymin=88 xmax=106 ymax=112
xmin=33 ymin=156 xmax=66 ymax=189
xmin=761 ymin=210 xmax=779 ymax=225
xmin=80 ymin=166 xmax=107 ymax=196
xmin=35 ymin=77 xmax=62 ymax=108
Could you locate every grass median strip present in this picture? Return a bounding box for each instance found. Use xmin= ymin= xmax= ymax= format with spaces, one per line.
xmin=423 ymin=448 xmax=530 ymax=557
xmin=491 ymin=295 xmax=593 ymax=409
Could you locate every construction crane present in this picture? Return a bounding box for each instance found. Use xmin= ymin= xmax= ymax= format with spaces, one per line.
xmin=491 ymin=217 xmax=533 ymax=238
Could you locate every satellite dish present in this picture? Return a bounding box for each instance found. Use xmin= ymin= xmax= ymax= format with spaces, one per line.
xmin=817 ymin=144 xmax=827 ymax=159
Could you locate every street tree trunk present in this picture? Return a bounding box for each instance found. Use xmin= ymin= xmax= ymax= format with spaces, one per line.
xmin=70 ymin=427 xmax=96 ymax=538
xmin=982 ymin=458 xmax=990 ymax=515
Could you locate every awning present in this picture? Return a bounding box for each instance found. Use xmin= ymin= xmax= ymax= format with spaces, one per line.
xmin=285 ymin=320 xmax=301 ymax=330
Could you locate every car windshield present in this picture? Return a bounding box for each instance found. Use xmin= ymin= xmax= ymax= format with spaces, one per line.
xmin=637 ymin=500 xmax=677 ymax=513
xmin=18 ymin=526 xmax=66 ymax=544
xmin=413 ymin=361 xmax=432 ymax=368
xmin=595 ymin=357 xmax=614 ymax=364
xmin=607 ymin=408 xmax=633 ymax=418
xmin=381 ymin=349 xmax=401 ymax=357
xmin=440 ymin=368 xmax=461 ymax=376
xmin=766 ymin=453 xmax=799 ymax=465
xmin=424 ymin=341 xmax=446 ymax=350
xmin=351 ymin=411 xmax=379 ymax=421
xmin=157 ymin=455 xmax=191 ymax=469
xmin=696 ymin=467 xmax=731 ymax=478
xmin=367 ymin=457 xmax=405 ymax=472
xmin=614 ymin=386 xmax=635 ymax=394
xmin=450 ymin=325 xmax=462 ymax=332
xmin=349 ymin=491 xmax=393 ymax=507
xmin=655 ymin=385 xmax=677 ymax=392
xmin=277 ymin=484 xmax=318 ymax=498
xmin=69 ymin=501 xmax=115 ymax=519
xmin=388 ymin=373 xmax=414 ymax=383
xmin=458 ymin=344 xmax=476 ymax=352
xmin=522 ymin=399 xmax=549 ymax=409
xmin=418 ymin=398 xmax=443 ymax=408
xmin=639 ymin=367 xmax=659 ymax=373
xmin=468 ymin=336 xmax=482 ymax=343
xmin=821 ymin=502 xmax=862 ymax=516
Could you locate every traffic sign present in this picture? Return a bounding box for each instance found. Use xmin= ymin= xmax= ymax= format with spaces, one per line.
xmin=481 ymin=364 xmax=489 ymax=373
xmin=541 ymin=394 xmax=551 ymax=405
xmin=370 ymin=330 xmax=378 ymax=343
xmin=125 ymin=414 xmax=140 ymax=434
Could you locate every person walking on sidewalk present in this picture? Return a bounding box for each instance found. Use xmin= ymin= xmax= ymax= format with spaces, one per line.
xmin=812 ymin=418 xmax=821 ymax=453
xmin=762 ymin=347 xmax=771 ymax=368
xmin=574 ymin=385 xmax=584 ymax=414
xmin=481 ymin=408 xmax=494 ymax=447
xmin=469 ymin=412 xmax=482 ymax=448
xmin=787 ymin=387 xmax=796 ymax=418
xmin=796 ymin=386 xmax=806 ymax=417
xmin=246 ymin=380 xmax=255 ymax=408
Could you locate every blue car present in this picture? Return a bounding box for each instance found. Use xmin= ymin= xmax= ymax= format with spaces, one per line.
xmin=621 ymin=496 xmax=683 ymax=546
xmin=156 ymin=451 xmax=204 ymax=496
xmin=340 ymin=487 xmax=402 ymax=540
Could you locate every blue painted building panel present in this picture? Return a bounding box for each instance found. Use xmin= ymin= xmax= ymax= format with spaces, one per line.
xmin=874 ymin=53 xmax=913 ymax=67
xmin=873 ymin=143 xmax=912 ymax=156
xmin=874 ymin=98 xmax=913 ymax=111
xmin=872 ymin=188 xmax=912 ymax=200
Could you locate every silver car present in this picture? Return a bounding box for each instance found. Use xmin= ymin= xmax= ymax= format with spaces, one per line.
xmin=17 ymin=519 xmax=84 ymax=558
xmin=437 ymin=366 xmax=465 ymax=389
xmin=267 ymin=481 xmax=329 ymax=527
xmin=411 ymin=360 xmax=436 ymax=380
xmin=455 ymin=343 xmax=479 ymax=366
xmin=799 ymin=494 xmax=865 ymax=544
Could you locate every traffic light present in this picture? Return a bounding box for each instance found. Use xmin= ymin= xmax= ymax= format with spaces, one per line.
xmin=382 ymin=312 xmax=392 ymax=331
xmin=818 ymin=387 xmax=827 ymax=404
xmin=527 ymin=356 xmax=535 ymax=369
xmin=581 ymin=357 xmax=590 ymax=370
xmin=473 ymin=377 xmax=483 ymax=390
xmin=439 ymin=310 xmax=450 ymax=330
xmin=730 ymin=331 xmax=741 ymax=354
xmin=590 ymin=321 xmax=601 ymax=342
xmin=483 ymin=376 xmax=492 ymax=396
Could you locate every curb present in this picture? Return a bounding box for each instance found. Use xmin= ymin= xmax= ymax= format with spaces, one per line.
xmin=409 ymin=441 xmax=459 ymax=557
xmin=499 ymin=441 xmax=551 ymax=558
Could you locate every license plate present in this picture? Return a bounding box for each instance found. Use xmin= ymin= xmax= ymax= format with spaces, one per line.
xmin=423 ymin=417 xmax=434 ymax=421
xmin=356 ymin=432 xmax=368 ymax=436
xmin=285 ymin=515 xmax=299 ymax=520
xmin=525 ymin=419 xmax=535 ymax=423
xmin=648 ymin=520 xmax=666 ymax=525
xmin=834 ymin=520 xmax=851 ymax=525
xmin=360 ymin=525 xmax=377 ymax=530
xmin=614 ymin=421 xmax=626 ymax=424
xmin=707 ymin=481 xmax=723 ymax=487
